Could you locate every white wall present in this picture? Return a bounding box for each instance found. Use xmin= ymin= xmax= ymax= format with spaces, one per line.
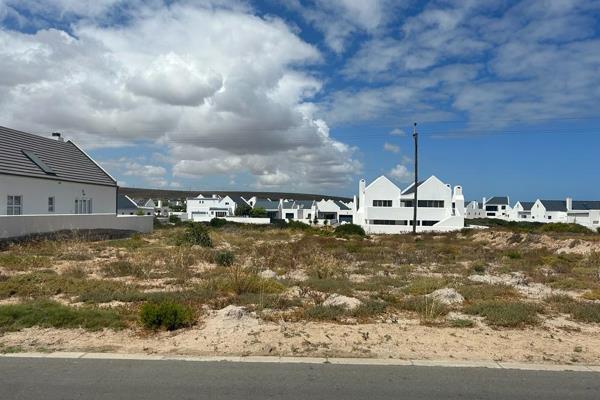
xmin=0 ymin=214 xmax=153 ymax=239
xmin=0 ymin=174 xmax=116 ymax=215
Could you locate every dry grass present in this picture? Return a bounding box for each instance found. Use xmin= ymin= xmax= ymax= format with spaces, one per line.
xmin=0 ymin=223 xmax=599 ymax=332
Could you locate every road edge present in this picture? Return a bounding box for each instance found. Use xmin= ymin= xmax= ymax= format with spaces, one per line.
xmin=1 ymin=352 xmax=598 ymax=372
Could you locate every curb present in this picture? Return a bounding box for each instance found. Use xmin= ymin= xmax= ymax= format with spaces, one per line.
xmin=1 ymin=352 xmax=599 ymax=372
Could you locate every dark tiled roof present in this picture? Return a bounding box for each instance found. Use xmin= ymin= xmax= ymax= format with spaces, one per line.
xmin=0 ymin=126 xmax=116 ymax=187
xmin=293 ymin=200 xmax=314 ymax=209
xmin=117 ymin=195 xmax=139 ymax=210
xmin=573 ymin=201 xmax=600 ymax=210
xmin=486 ymin=196 xmax=509 ymax=205
xmin=401 ymin=180 xmax=424 ymax=195
xmin=519 ymin=201 xmax=535 ymax=211
xmin=336 ymin=200 xmax=351 ymax=210
xmin=539 ymin=200 xmax=567 ymax=212
xmin=253 ymin=199 xmax=279 ymax=210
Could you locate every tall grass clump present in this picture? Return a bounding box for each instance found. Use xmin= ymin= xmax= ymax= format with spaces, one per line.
xmin=180 ymin=223 xmax=212 ymax=247
xmin=140 ymin=301 xmax=194 ymax=331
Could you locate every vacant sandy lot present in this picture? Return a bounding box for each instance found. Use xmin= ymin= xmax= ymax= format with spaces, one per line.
xmin=1 ymin=223 xmax=599 ymax=365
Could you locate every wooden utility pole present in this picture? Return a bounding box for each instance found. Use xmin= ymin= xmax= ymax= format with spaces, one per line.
xmin=412 ymin=122 xmax=418 ymax=235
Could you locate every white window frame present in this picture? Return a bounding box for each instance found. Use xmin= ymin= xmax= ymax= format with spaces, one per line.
xmin=7 ymin=195 xmax=23 ymax=215
xmin=75 ymin=198 xmax=93 ymax=214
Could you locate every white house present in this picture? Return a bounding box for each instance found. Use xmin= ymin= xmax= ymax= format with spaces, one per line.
xmin=0 ymin=126 xmax=118 ymax=215
xmin=509 ymin=201 xmax=535 ymax=221
xmin=0 ymin=126 xmax=153 ymax=239
xmin=353 ymin=175 xmax=465 ymax=234
xmin=529 ymin=198 xmax=600 ymax=229
xmin=465 ymin=196 xmax=511 ymax=220
xmin=186 ymin=194 xmax=237 ymax=222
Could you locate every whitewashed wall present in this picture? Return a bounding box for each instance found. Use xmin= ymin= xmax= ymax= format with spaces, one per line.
xmin=0 ymin=214 xmax=153 ymax=239
xmin=0 ymin=174 xmax=116 ymax=215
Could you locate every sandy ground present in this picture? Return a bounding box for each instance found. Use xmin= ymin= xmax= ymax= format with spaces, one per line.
xmin=2 ymin=306 xmax=599 ymax=365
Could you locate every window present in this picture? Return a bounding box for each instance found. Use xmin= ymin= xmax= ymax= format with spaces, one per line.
xmin=421 ymin=220 xmax=439 ymax=226
xmin=372 ymin=220 xmax=396 ymax=225
xmin=285 ymin=213 xmax=294 ymax=220
xmin=75 ymin=198 xmax=93 ymax=214
xmin=372 ymin=200 xmax=392 ymax=207
xmin=548 ymin=216 xmax=552 ymax=220
xmin=7 ymin=195 xmax=22 ymax=215
xmin=418 ymin=200 xmax=444 ymax=208
xmin=401 ymin=200 xmax=413 ymax=208
xmin=48 ymin=197 xmax=55 ymax=212
xmin=486 ymin=205 xmax=498 ymax=211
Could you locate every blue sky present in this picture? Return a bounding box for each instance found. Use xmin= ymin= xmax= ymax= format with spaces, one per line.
xmin=1 ymin=0 xmax=599 ymax=201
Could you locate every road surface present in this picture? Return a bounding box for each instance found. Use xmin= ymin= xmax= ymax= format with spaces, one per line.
xmin=1 ymin=357 xmax=599 ymax=399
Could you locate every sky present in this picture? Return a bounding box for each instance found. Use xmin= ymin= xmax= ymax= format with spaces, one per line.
xmin=1 ymin=0 xmax=599 ymax=201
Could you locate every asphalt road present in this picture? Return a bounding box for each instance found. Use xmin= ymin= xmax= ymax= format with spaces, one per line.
xmin=1 ymin=358 xmax=599 ymax=400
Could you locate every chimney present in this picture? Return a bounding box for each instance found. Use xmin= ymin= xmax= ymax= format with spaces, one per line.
xmin=482 ymin=197 xmax=487 ymax=206
xmin=566 ymin=197 xmax=572 ymax=211
xmin=52 ymin=132 xmax=64 ymax=142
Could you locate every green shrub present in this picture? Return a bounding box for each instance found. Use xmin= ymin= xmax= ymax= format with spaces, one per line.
xmin=465 ymin=300 xmax=542 ymax=327
xmin=235 ymin=203 xmax=252 ymax=216
xmin=457 ymin=283 xmax=518 ymax=302
xmin=287 ymin=220 xmax=311 ymax=230
xmin=101 ymin=260 xmax=147 ymax=278
xmin=210 ymin=218 xmax=227 ymax=228
xmin=0 ymin=300 xmax=125 ymax=332
xmin=168 ymin=215 xmax=181 ymax=224
xmin=140 ymin=301 xmax=194 ymax=331
xmin=448 ymin=318 xmax=475 ymax=328
xmin=0 ymin=254 xmax=51 ymax=271
xmin=215 ymin=250 xmax=235 ymax=267
xmin=182 ymin=223 xmax=212 ymax=247
xmin=250 ymin=207 xmax=268 ymax=218
xmin=539 ymin=223 xmax=592 ymax=234
xmin=303 ymin=304 xmax=347 ymax=321
xmin=334 ymin=224 xmax=366 ymax=237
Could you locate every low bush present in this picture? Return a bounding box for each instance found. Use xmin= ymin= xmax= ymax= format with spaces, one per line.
xmin=562 ymin=302 xmax=600 ymax=323
xmin=215 ymin=251 xmax=235 ymax=267
xmin=140 ymin=301 xmax=194 ymax=331
xmin=209 ymin=218 xmax=228 ymax=228
xmin=287 ymin=220 xmax=311 ymax=230
xmin=0 ymin=300 xmax=125 ymax=332
xmin=398 ymin=296 xmax=449 ymax=323
xmin=403 ymin=277 xmax=447 ymax=295
xmin=0 ymin=253 xmax=51 ymax=271
xmin=334 ymin=224 xmax=366 ymax=237
xmin=448 ymin=318 xmax=475 ymax=328
xmin=457 ymin=283 xmax=519 ymax=302
xmin=465 ymin=300 xmax=542 ymax=327
xmin=539 ymin=223 xmax=593 ymax=234
xmin=101 ymin=260 xmax=147 ymax=278
xmin=181 ymin=223 xmax=212 ymax=247
xmin=168 ymin=215 xmax=181 ymax=224
xmin=303 ymin=304 xmax=347 ymax=321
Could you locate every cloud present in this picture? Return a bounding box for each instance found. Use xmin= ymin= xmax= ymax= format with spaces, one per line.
xmin=0 ymin=1 xmax=361 ymax=191
xmin=389 ymin=164 xmax=412 ymax=182
xmin=284 ymin=0 xmax=402 ymax=53
xmin=333 ymin=0 xmax=600 ymax=128
xmin=383 ymin=142 xmax=400 ymax=153
xmin=102 ymin=158 xmax=170 ymax=187
xmin=389 ymin=128 xmax=406 ymax=136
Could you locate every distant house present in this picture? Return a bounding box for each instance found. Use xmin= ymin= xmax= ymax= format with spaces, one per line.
xmin=353 ymin=175 xmax=465 ymax=233
xmin=464 ymin=196 xmax=511 ymax=220
xmin=186 ymin=194 xmax=237 ymax=221
xmin=251 ymin=198 xmax=280 ymax=219
xmin=0 ymin=126 xmax=117 ymax=215
xmin=118 ymin=194 xmax=153 ymax=215
xmin=529 ymin=198 xmax=600 ymax=228
xmin=509 ymin=201 xmax=535 ymax=220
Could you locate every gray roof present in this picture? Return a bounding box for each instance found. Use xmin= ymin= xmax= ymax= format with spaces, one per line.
xmin=0 ymin=126 xmax=116 ymax=187
xmin=573 ymin=201 xmax=600 ymax=210
xmin=401 ymin=181 xmax=424 ymax=195
xmin=293 ymin=200 xmax=314 ymax=209
xmin=253 ymin=199 xmax=279 ymax=210
xmin=518 ymin=201 xmax=535 ymax=211
xmin=117 ymin=195 xmax=139 ymax=210
xmin=539 ymin=200 xmax=567 ymax=212
xmin=486 ymin=196 xmax=509 ymax=205
xmin=336 ymin=200 xmax=351 ymax=210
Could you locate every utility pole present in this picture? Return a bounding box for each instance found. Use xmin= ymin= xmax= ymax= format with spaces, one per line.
xmin=412 ymin=122 xmax=418 ymax=235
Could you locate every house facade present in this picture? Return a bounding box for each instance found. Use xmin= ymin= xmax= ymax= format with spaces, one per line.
xmin=509 ymin=201 xmax=535 ymax=221
xmin=186 ymin=194 xmax=237 ymax=221
xmin=0 ymin=126 xmax=117 ymax=216
xmin=353 ymin=175 xmax=465 ymax=233
xmin=464 ymin=196 xmax=511 ymax=220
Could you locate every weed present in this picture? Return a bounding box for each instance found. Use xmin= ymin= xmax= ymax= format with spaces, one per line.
xmin=0 ymin=253 xmax=51 ymax=271
xmin=398 ymin=296 xmax=449 ymax=323
xmin=457 ymin=283 xmax=519 ymax=302
xmin=303 ymin=304 xmax=347 ymax=321
xmin=215 ymin=251 xmax=235 ymax=267
xmin=140 ymin=301 xmax=194 ymax=330
xmin=448 ymin=318 xmax=475 ymax=328
xmin=404 ymin=277 xmax=447 ymax=295
xmin=465 ymin=300 xmax=542 ymax=327
xmin=0 ymin=300 xmax=126 ymax=332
